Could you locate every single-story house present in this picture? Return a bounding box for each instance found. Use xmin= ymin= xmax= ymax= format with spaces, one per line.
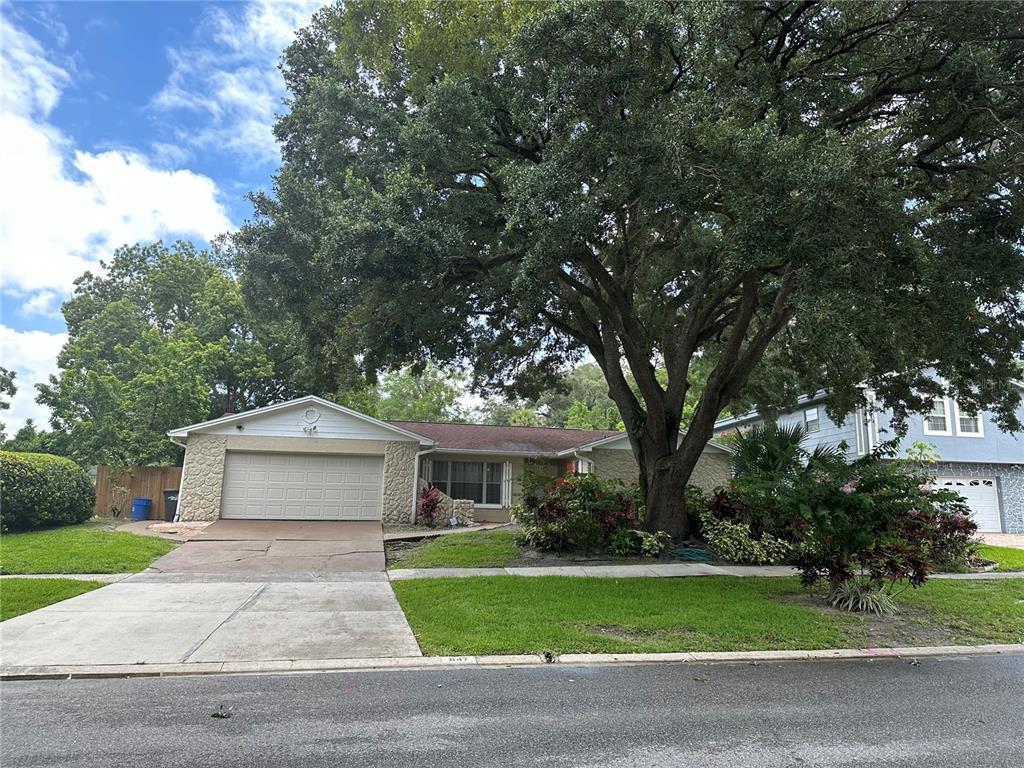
xmin=169 ymin=395 xmax=732 ymax=524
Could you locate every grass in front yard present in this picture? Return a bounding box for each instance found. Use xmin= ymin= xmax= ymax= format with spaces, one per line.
xmin=896 ymin=579 xmax=1024 ymax=644
xmin=393 ymin=576 xmax=1024 ymax=655
xmin=0 ymin=525 xmax=177 ymax=574
xmin=393 ymin=576 xmax=856 ymax=654
xmin=977 ymin=544 xmax=1024 ymax=572
xmin=1 ymin=578 xmax=104 ymax=621
xmin=390 ymin=530 xmax=520 ymax=569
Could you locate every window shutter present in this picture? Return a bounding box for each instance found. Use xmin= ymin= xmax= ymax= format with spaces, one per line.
xmin=502 ymin=460 xmax=513 ymax=507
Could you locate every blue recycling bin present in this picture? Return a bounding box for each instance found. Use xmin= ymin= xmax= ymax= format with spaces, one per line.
xmin=130 ymin=497 xmax=152 ymax=521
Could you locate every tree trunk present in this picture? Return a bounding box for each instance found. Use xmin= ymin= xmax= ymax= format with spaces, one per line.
xmin=639 ymin=448 xmax=695 ymax=540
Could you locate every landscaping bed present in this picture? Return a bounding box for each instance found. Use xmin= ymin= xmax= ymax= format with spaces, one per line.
xmin=392 ymin=576 xmax=1024 ymax=656
xmin=386 ymin=529 xmax=714 ymax=569
xmin=0 ymin=523 xmax=177 ymax=574
xmin=977 ymin=544 xmax=1024 ymax=572
xmin=0 ymin=578 xmax=105 ymax=621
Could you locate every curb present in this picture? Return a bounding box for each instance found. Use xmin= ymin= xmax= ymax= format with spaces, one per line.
xmin=3 ymin=643 xmax=1021 ymax=681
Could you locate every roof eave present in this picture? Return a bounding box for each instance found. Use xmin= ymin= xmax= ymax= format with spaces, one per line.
xmin=166 ymin=395 xmax=435 ymax=445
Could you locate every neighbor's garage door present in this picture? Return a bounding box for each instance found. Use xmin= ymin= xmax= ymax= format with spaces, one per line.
xmin=935 ymin=477 xmax=1002 ymax=532
xmin=220 ymin=453 xmax=384 ymax=520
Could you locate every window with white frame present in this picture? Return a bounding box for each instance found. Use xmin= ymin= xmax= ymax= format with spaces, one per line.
xmin=954 ymin=402 xmax=984 ymax=437
xmin=426 ymin=460 xmax=504 ymax=505
xmin=923 ymin=398 xmax=951 ymax=435
xmin=803 ymin=407 xmax=820 ymax=433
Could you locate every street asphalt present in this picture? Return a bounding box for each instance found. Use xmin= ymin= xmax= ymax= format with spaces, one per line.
xmin=2 ymin=654 xmax=1022 ymax=767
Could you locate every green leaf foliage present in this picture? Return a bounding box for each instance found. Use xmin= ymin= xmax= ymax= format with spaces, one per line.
xmin=0 ymin=451 xmax=95 ymax=533
xmin=35 ymin=242 xmax=314 ymax=466
xmin=234 ymin=1 xmax=1024 ymax=532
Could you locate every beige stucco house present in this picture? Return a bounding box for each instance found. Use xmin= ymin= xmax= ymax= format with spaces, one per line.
xmin=169 ymin=395 xmax=731 ymax=525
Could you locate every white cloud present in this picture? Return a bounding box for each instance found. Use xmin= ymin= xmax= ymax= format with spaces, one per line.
xmin=151 ymin=0 xmax=326 ymax=165
xmin=18 ymin=290 xmax=61 ymax=319
xmin=0 ymin=17 xmax=233 ymax=298
xmin=0 ymin=325 xmax=67 ymax=433
xmin=0 ymin=16 xmax=235 ymax=432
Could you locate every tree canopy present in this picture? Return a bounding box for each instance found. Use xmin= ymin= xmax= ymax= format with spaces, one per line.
xmin=37 ymin=242 xmax=313 ymax=466
xmin=234 ymin=0 xmax=1024 ymax=534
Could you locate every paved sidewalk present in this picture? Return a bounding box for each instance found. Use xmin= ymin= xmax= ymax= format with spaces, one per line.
xmin=390 ymin=563 xmax=799 ymax=579
xmin=388 ymin=563 xmax=1023 ymax=580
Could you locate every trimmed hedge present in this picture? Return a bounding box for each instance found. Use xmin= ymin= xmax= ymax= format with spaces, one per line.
xmin=0 ymin=451 xmax=95 ymax=533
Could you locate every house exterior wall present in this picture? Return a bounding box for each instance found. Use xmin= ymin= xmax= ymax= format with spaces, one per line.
xmin=717 ymin=391 xmax=1024 ymax=466
xmin=931 ymin=461 xmax=1024 ymax=534
xmin=590 ymin=447 xmax=732 ymax=490
xmin=176 ymin=434 xmax=227 ymax=521
xmin=382 ymin=441 xmax=420 ymax=524
xmin=419 ymin=453 xmax=531 ymax=523
xmin=176 ymin=433 xmax=417 ymax=523
xmin=201 ymin=402 xmax=416 ymax=441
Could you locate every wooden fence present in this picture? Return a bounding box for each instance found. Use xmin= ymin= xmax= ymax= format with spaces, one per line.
xmin=94 ymin=465 xmax=183 ymax=521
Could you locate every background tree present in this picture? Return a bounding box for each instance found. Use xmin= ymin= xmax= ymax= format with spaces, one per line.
xmin=38 ymin=242 xmax=311 ymax=466
xmin=235 ymin=0 xmax=1024 ymax=536
xmin=1 ymin=418 xmax=68 ymax=456
xmin=0 ymin=366 xmax=15 ymax=441
xmin=337 ymin=366 xmax=469 ymax=423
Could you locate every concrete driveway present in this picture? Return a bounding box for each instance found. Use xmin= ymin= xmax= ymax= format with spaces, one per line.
xmin=0 ymin=574 xmax=420 ymax=670
xmin=146 ymin=520 xmax=386 ymax=574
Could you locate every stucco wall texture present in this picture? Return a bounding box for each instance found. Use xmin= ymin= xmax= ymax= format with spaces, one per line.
xmin=590 ymin=448 xmax=732 ymax=490
xmin=176 ymin=434 xmax=227 ymax=522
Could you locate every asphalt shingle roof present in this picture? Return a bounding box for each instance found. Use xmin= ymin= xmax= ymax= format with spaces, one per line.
xmin=385 ymin=421 xmax=622 ymax=454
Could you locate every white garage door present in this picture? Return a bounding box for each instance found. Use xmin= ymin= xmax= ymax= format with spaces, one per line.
xmin=936 ymin=477 xmax=1002 ymax=532
xmin=221 ymin=452 xmax=384 ymax=520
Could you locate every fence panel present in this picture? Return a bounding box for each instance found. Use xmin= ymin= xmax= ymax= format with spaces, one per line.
xmin=94 ymin=465 xmax=183 ymax=520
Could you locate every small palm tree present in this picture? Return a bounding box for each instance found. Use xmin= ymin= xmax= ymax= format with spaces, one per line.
xmin=726 ymin=422 xmax=843 ymax=479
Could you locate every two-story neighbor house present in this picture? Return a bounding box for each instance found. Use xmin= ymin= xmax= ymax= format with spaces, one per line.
xmin=713 ymin=380 xmax=1024 ymax=534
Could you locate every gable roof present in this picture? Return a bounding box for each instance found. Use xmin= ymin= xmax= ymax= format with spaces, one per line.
xmin=385 ymin=421 xmax=621 ymax=454
xmin=167 ymin=396 xmax=435 ymax=445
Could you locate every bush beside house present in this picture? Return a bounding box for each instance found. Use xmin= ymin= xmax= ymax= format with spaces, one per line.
xmin=0 ymin=451 xmax=95 ymax=533
xmin=513 ymin=473 xmax=670 ymax=556
xmin=694 ymin=424 xmax=980 ymax=611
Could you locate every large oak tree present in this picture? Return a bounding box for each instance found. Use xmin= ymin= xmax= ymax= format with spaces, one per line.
xmin=235 ymin=1 xmax=1024 ymax=536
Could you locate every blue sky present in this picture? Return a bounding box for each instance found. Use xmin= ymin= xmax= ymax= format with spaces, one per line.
xmin=1 ymin=0 xmax=326 ymax=430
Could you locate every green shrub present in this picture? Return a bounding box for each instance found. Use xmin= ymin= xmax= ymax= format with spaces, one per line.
xmin=827 ymin=577 xmax=897 ymax=616
xmin=513 ymin=473 xmax=643 ymax=553
xmin=784 ymin=449 xmax=978 ymax=591
xmin=697 ymin=508 xmax=793 ymax=564
xmin=607 ymin=529 xmax=673 ymax=558
xmin=0 ymin=451 xmax=95 ymax=533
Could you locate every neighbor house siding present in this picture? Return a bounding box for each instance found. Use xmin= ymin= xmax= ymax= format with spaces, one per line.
xmin=932 ymin=461 xmax=1024 ymax=534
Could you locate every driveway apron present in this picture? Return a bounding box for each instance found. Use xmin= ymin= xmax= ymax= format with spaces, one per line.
xmin=0 ymin=522 xmax=421 ymax=669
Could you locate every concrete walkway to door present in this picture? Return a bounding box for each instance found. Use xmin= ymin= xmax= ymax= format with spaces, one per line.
xmin=146 ymin=520 xmax=385 ymax=574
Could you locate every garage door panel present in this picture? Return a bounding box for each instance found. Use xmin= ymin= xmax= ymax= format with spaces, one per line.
xmin=221 ymin=452 xmax=384 ymax=521
xmin=936 ymin=477 xmax=1001 ymax=532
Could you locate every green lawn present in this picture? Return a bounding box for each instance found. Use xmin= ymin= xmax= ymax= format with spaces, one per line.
xmin=977 ymin=544 xmax=1024 ymax=572
xmin=393 ymin=575 xmax=1024 ymax=655
xmin=0 ymin=525 xmax=177 ymax=574
xmin=1 ymin=578 xmax=105 ymax=621
xmin=896 ymin=579 xmax=1024 ymax=644
xmin=390 ymin=530 xmax=521 ymax=569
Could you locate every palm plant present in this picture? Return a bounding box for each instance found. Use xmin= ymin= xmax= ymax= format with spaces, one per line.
xmin=726 ymin=422 xmax=844 ymax=479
